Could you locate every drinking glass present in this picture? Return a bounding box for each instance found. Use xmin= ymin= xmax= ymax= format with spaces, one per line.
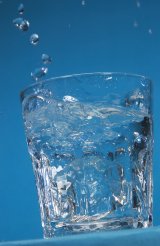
xmin=21 ymin=73 xmax=153 ymax=238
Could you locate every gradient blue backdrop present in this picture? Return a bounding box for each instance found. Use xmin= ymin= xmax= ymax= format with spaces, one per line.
xmin=0 ymin=0 xmax=160 ymax=242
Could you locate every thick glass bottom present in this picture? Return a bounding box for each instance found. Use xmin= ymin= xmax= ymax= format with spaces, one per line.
xmin=43 ymin=216 xmax=151 ymax=238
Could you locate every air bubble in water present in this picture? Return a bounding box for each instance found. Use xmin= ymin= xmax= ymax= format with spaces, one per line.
xmin=18 ymin=3 xmax=24 ymax=15
xmin=31 ymin=67 xmax=48 ymax=81
xmin=13 ymin=17 xmax=30 ymax=31
xmin=30 ymin=34 xmax=39 ymax=45
xmin=42 ymin=54 xmax=52 ymax=64
xmin=63 ymin=96 xmax=78 ymax=102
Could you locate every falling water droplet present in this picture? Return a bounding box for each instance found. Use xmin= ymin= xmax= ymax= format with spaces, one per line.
xmin=133 ymin=20 xmax=138 ymax=28
xmin=18 ymin=3 xmax=24 ymax=15
xmin=42 ymin=54 xmax=52 ymax=64
xmin=136 ymin=1 xmax=141 ymax=8
xmin=30 ymin=34 xmax=39 ymax=45
xmin=148 ymin=28 xmax=152 ymax=35
xmin=31 ymin=67 xmax=48 ymax=81
xmin=81 ymin=0 xmax=85 ymax=6
xmin=13 ymin=17 xmax=30 ymax=31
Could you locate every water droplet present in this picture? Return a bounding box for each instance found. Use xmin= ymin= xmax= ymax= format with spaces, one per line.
xmin=30 ymin=34 xmax=39 ymax=45
xmin=81 ymin=0 xmax=86 ymax=6
xmin=136 ymin=1 xmax=141 ymax=8
xmin=148 ymin=28 xmax=152 ymax=35
xmin=18 ymin=3 xmax=24 ymax=15
xmin=13 ymin=17 xmax=30 ymax=31
xmin=133 ymin=20 xmax=138 ymax=28
xmin=63 ymin=96 xmax=78 ymax=102
xmin=42 ymin=54 xmax=52 ymax=64
xmin=31 ymin=67 xmax=48 ymax=81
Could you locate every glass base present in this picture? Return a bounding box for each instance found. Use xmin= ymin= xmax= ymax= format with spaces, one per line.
xmin=43 ymin=217 xmax=151 ymax=238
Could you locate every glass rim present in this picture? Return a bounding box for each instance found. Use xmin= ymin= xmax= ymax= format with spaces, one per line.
xmin=20 ymin=72 xmax=152 ymax=100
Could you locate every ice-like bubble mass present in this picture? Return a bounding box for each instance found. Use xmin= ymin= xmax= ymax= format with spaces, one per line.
xmin=30 ymin=34 xmax=39 ymax=45
xmin=13 ymin=17 xmax=30 ymax=31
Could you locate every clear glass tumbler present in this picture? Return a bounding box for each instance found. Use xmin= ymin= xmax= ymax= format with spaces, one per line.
xmin=21 ymin=73 xmax=153 ymax=238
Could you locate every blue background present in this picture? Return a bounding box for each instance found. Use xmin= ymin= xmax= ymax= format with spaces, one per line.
xmin=0 ymin=0 xmax=160 ymax=242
